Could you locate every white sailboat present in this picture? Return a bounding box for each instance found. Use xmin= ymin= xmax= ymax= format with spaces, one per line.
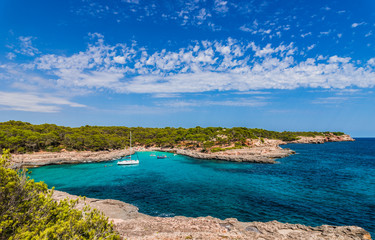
xmin=117 ymin=132 xmax=139 ymax=165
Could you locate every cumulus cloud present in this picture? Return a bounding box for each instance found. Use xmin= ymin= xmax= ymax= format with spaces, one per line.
xmin=307 ymin=44 xmax=316 ymax=51
xmin=15 ymin=36 xmax=40 ymax=56
xmin=19 ymin=34 xmax=375 ymax=96
xmin=214 ymin=0 xmax=229 ymax=14
xmin=367 ymin=58 xmax=375 ymax=66
xmin=7 ymin=53 xmax=16 ymax=60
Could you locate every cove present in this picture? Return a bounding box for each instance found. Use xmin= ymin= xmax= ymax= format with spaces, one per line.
xmin=29 ymin=138 xmax=375 ymax=236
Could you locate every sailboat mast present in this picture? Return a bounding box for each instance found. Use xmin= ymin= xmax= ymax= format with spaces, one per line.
xmin=130 ymin=131 xmax=132 ymax=149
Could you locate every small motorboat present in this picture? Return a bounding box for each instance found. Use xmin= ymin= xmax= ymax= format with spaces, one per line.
xmin=150 ymin=154 xmax=156 ymax=157
xmin=157 ymin=155 xmax=167 ymax=159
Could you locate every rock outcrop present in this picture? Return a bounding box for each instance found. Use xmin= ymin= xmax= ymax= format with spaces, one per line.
xmin=11 ymin=149 xmax=135 ymax=168
xmin=289 ymin=134 xmax=354 ymax=144
xmin=52 ymin=190 xmax=372 ymax=240
xmin=151 ymin=147 xmax=294 ymax=164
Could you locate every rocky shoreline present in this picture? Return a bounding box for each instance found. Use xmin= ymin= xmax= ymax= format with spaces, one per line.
xmin=288 ymin=134 xmax=354 ymax=144
xmin=52 ymin=190 xmax=372 ymax=240
xmin=10 ymin=134 xmax=355 ymax=168
xmin=149 ymin=146 xmax=294 ymax=164
xmin=10 ymin=149 xmax=135 ymax=168
xmin=147 ymin=134 xmax=354 ymax=163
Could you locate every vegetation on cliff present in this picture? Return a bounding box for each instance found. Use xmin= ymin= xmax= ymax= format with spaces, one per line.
xmin=0 ymin=120 xmax=345 ymax=154
xmin=0 ymin=149 xmax=120 ymax=239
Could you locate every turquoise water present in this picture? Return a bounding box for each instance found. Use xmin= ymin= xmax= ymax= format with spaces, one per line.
xmin=30 ymin=139 xmax=375 ymax=235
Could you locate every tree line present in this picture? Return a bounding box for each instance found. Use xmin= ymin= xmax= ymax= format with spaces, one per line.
xmin=0 ymin=121 xmax=345 ymax=153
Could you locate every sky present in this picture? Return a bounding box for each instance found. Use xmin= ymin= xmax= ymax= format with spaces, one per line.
xmin=1 ymin=0 xmax=375 ymax=136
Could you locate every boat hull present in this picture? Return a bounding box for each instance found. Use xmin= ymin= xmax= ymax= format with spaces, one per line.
xmin=117 ymin=160 xmax=139 ymax=165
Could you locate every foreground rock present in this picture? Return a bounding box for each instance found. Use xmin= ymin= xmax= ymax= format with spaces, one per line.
xmin=52 ymin=190 xmax=372 ymax=240
xmin=11 ymin=149 xmax=135 ymax=168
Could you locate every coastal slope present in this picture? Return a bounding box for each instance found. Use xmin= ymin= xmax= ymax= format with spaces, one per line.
xmin=53 ymin=190 xmax=371 ymax=240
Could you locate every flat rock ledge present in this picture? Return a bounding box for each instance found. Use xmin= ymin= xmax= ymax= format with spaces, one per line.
xmin=150 ymin=147 xmax=294 ymax=164
xmin=289 ymin=134 xmax=355 ymax=144
xmin=52 ymin=190 xmax=372 ymax=240
xmin=10 ymin=149 xmax=135 ymax=168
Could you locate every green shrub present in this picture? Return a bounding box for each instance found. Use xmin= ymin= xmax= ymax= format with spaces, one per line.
xmin=0 ymin=149 xmax=120 ymax=240
xmin=210 ymin=146 xmax=243 ymax=153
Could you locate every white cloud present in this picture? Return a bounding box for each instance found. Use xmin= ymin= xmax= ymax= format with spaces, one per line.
xmin=301 ymin=32 xmax=312 ymax=38
xmin=234 ymin=91 xmax=271 ymax=95
xmin=15 ymin=36 xmax=40 ymax=56
xmin=307 ymin=44 xmax=316 ymax=51
xmin=328 ymin=56 xmax=351 ymax=64
xmin=0 ymin=91 xmax=86 ymax=113
xmin=160 ymin=98 xmax=267 ymax=108
xmin=152 ymin=93 xmax=181 ymax=98
xmin=312 ymin=97 xmax=348 ymax=104
xmin=351 ymin=22 xmax=365 ymax=28
xmin=319 ymin=31 xmax=331 ymax=36
xmin=20 ymin=35 xmax=375 ymax=96
xmin=334 ymin=89 xmax=361 ymax=95
xmin=239 ymin=25 xmax=254 ymax=33
xmin=214 ymin=0 xmax=229 ymax=14
xmin=195 ymin=8 xmax=211 ymax=25
xmin=113 ymin=56 xmax=126 ymax=64
xmin=365 ymin=31 xmax=373 ymax=37
xmin=6 ymin=52 xmax=16 ymax=60
xmin=367 ymin=58 xmax=375 ymax=66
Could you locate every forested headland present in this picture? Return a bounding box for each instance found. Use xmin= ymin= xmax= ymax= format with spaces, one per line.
xmin=0 ymin=120 xmax=345 ymax=154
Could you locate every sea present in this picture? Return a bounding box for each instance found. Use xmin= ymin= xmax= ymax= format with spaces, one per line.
xmin=29 ymin=138 xmax=375 ymax=236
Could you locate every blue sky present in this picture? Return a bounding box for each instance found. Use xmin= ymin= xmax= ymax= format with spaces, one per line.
xmin=1 ymin=0 xmax=375 ymax=136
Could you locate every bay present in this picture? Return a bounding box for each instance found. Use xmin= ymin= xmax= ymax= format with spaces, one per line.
xmin=30 ymin=138 xmax=375 ymax=235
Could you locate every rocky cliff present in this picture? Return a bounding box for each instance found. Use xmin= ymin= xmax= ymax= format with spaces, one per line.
xmin=52 ymin=190 xmax=372 ymax=240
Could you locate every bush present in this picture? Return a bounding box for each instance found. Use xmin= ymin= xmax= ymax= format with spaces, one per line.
xmin=0 ymin=149 xmax=120 ymax=240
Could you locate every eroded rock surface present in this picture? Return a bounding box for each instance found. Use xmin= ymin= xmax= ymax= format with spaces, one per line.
xmin=151 ymin=147 xmax=293 ymax=163
xmin=52 ymin=190 xmax=372 ymax=240
xmin=290 ymin=134 xmax=354 ymax=144
xmin=11 ymin=149 xmax=135 ymax=168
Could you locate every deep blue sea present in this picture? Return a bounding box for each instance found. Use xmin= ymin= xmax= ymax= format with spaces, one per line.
xmin=30 ymin=138 xmax=375 ymax=235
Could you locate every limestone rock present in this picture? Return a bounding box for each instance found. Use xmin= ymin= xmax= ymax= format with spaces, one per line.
xmin=10 ymin=149 xmax=135 ymax=168
xmin=52 ymin=190 xmax=372 ymax=240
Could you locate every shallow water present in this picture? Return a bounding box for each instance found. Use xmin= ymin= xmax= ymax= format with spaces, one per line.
xmin=30 ymin=138 xmax=375 ymax=235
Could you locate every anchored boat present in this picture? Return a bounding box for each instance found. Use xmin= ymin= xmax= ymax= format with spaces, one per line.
xmin=117 ymin=132 xmax=139 ymax=165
